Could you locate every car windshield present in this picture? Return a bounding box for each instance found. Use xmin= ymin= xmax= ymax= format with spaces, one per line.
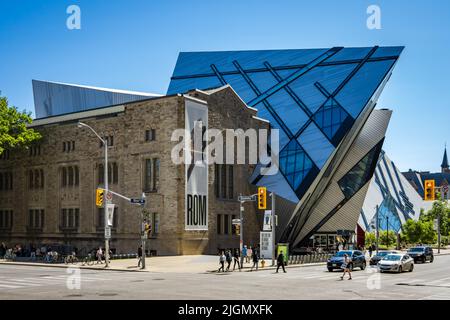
xmin=377 ymin=252 xmax=391 ymax=257
xmin=408 ymin=248 xmax=424 ymax=252
xmin=383 ymin=254 xmax=402 ymax=261
xmin=335 ymin=251 xmax=352 ymax=257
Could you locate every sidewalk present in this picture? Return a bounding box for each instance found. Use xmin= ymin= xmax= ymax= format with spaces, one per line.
xmin=0 ymin=255 xmax=324 ymax=273
xmin=2 ymin=248 xmax=449 ymax=273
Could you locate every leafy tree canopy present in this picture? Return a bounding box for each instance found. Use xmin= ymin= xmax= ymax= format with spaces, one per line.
xmin=0 ymin=95 xmax=41 ymax=154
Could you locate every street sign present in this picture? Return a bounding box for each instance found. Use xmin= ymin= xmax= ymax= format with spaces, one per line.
xmin=263 ymin=210 xmax=272 ymax=231
xmin=106 ymin=204 xmax=115 ymax=227
xmin=130 ymin=198 xmax=146 ymax=204
xmin=106 ymin=191 xmax=113 ymax=202
xmin=238 ymin=195 xmax=254 ymax=202
xmin=232 ymin=219 xmax=241 ymax=225
xmin=434 ymin=219 xmax=439 ymax=231
xmin=105 ymin=227 xmax=111 ymax=239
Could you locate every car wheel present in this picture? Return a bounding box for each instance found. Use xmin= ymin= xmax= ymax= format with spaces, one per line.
xmin=430 ymin=256 xmax=434 ymax=263
xmin=328 ymin=268 xmax=333 ymax=272
xmin=398 ymin=266 xmax=403 ymax=273
xmin=409 ymin=264 xmax=414 ymax=272
xmin=361 ymin=262 xmax=366 ymax=271
xmin=422 ymin=256 xmax=426 ymax=263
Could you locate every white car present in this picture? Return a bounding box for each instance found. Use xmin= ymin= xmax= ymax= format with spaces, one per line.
xmin=378 ymin=254 xmax=414 ymax=273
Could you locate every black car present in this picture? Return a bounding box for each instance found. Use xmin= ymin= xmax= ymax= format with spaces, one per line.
xmin=407 ymin=246 xmax=434 ymax=263
xmin=369 ymin=250 xmax=399 ymax=265
xmin=327 ymin=250 xmax=366 ymax=272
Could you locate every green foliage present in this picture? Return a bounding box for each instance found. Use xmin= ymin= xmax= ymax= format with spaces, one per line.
xmin=401 ymin=219 xmax=438 ymax=245
xmin=365 ymin=232 xmax=376 ymax=247
xmin=420 ymin=199 xmax=450 ymax=236
xmin=0 ymin=95 xmax=41 ymax=154
xmin=379 ymin=230 xmax=397 ymax=247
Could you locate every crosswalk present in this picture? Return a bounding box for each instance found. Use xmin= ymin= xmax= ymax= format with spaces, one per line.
xmin=0 ymin=274 xmax=111 ymax=291
xmin=251 ymin=269 xmax=372 ymax=283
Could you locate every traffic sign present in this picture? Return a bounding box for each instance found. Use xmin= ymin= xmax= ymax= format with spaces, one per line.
xmin=130 ymin=198 xmax=146 ymax=204
xmin=238 ymin=195 xmax=254 ymax=202
xmin=105 ymin=227 xmax=111 ymax=239
xmin=106 ymin=191 xmax=113 ymax=202
xmin=232 ymin=219 xmax=241 ymax=225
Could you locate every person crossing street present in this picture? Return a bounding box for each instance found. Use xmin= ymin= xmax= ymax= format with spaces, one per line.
xmin=276 ymin=252 xmax=286 ymax=273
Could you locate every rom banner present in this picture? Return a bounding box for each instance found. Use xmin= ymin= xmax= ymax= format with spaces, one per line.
xmin=185 ymin=98 xmax=208 ymax=231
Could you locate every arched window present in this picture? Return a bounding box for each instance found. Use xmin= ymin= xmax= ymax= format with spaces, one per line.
xmin=34 ymin=169 xmax=40 ymax=189
xmin=113 ymin=163 xmax=118 ymax=184
xmin=68 ymin=167 xmax=74 ymax=186
xmin=74 ymin=166 xmax=79 ymax=186
xmin=28 ymin=170 xmax=34 ymax=189
xmin=40 ymin=169 xmax=44 ymax=188
xmin=62 ymin=167 xmax=67 ymax=187
xmin=98 ymin=164 xmax=104 ymax=184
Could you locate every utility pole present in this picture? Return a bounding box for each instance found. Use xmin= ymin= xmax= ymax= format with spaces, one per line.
xmin=386 ymin=216 xmax=389 ymax=249
xmin=375 ymin=205 xmax=379 ymax=256
xmin=239 ymin=195 xmax=244 ymax=269
xmin=271 ymin=192 xmax=276 ymax=266
xmin=141 ymin=205 xmax=147 ymax=269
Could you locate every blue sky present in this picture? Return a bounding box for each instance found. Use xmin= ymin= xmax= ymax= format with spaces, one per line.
xmin=1 ymin=0 xmax=449 ymax=172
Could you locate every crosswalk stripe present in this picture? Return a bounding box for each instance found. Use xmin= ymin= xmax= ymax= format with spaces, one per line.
xmin=0 ymin=279 xmax=43 ymax=286
xmin=0 ymin=283 xmax=25 ymax=289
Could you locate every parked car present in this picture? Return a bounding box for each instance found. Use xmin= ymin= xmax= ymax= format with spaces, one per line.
xmin=369 ymin=250 xmax=399 ymax=265
xmin=407 ymin=246 xmax=434 ymax=263
xmin=378 ymin=253 xmax=414 ymax=273
xmin=327 ymin=250 xmax=366 ymax=272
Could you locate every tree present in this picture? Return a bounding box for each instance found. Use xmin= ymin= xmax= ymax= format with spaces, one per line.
xmin=365 ymin=232 xmax=376 ymax=247
xmin=379 ymin=230 xmax=397 ymax=247
xmin=401 ymin=219 xmax=437 ymax=245
xmin=420 ymin=199 xmax=450 ymax=237
xmin=0 ymin=95 xmax=41 ymax=155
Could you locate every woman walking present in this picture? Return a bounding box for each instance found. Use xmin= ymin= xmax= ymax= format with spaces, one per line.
xmin=340 ymin=253 xmax=352 ymax=280
xmin=218 ymin=251 xmax=226 ymax=272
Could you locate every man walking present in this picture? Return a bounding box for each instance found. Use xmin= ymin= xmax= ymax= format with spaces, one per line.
xmin=137 ymin=245 xmax=143 ymax=267
xmin=218 ymin=251 xmax=226 ymax=272
xmin=225 ymin=250 xmax=232 ymax=271
xmin=250 ymin=247 xmax=259 ymax=271
xmin=96 ymin=247 xmax=103 ymax=264
xmin=368 ymin=245 xmax=373 ymax=258
xmin=276 ymin=252 xmax=286 ymax=273
xmin=233 ymin=249 xmax=241 ymax=271
xmin=242 ymin=245 xmax=248 ymax=264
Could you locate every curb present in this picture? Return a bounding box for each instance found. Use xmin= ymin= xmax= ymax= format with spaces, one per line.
xmin=0 ymin=261 xmax=148 ymax=272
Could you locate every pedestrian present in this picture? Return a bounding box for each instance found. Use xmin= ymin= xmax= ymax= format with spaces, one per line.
xmin=137 ymin=245 xmax=143 ymax=267
xmin=340 ymin=253 xmax=352 ymax=280
xmin=218 ymin=251 xmax=226 ymax=272
xmin=225 ymin=250 xmax=232 ymax=271
xmin=247 ymin=247 xmax=252 ymax=263
xmin=250 ymin=247 xmax=259 ymax=271
xmin=0 ymin=243 xmax=6 ymax=259
xmin=233 ymin=249 xmax=241 ymax=271
xmin=242 ymin=245 xmax=248 ymax=264
xmin=368 ymin=245 xmax=373 ymax=257
xmin=276 ymin=252 xmax=286 ymax=273
xmin=96 ymin=247 xmax=103 ymax=264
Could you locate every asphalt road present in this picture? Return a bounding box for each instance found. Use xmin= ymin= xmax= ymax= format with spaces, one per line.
xmin=1 ymin=254 xmax=450 ymax=300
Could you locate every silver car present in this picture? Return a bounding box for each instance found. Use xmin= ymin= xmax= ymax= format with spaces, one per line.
xmin=378 ymin=254 xmax=414 ymax=273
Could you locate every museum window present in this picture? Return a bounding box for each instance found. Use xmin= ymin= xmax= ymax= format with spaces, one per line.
xmin=61 ymin=208 xmax=80 ymax=229
xmin=231 ymin=214 xmax=237 ymax=235
xmin=63 ymin=141 xmax=75 ymax=153
xmin=0 ymin=210 xmax=13 ymax=229
xmin=29 ymin=145 xmax=41 ymax=157
xmin=214 ymin=165 xmax=234 ymax=199
xmin=29 ymin=169 xmax=44 ymax=189
xmin=144 ymin=158 xmax=160 ymax=192
xmin=217 ymin=214 xmax=222 ymax=235
xmin=61 ymin=165 xmax=79 ymax=187
xmin=148 ymin=212 xmax=160 ymax=238
xmin=224 ymin=214 xmax=229 ymax=235
xmin=0 ymin=171 xmax=13 ymax=191
xmin=100 ymin=136 xmax=114 ymax=148
xmin=99 ymin=163 xmax=119 ymax=185
xmin=145 ymin=129 xmax=156 ymax=142
xmin=97 ymin=207 xmax=118 ymax=229
xmin=28 ymin=209 xmax=44 ymax=229
xmin=0 ymin=150 xmax=10 ymax=160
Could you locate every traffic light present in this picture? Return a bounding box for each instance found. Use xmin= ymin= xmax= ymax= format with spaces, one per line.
xmin=424 ymin=180 xmax=435 ymax=201
xmin=145 ymin=223 xmax=152 ymax=238
xmin=96 ymin=188 xmax=104 ymax=207
xmin=258 ymin=187 xmax=267 ymax=210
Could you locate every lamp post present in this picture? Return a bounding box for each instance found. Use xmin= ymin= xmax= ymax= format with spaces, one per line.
xmin=78 ymin=122 xmax=110 ymax=267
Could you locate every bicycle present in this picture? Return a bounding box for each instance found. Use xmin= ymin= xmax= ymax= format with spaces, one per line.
xmin=3 ymin=249 xmax=16 ymax=261
xmin=64 ymin=253 xmax=79 ymax=265
xmin=82 ymin=253 xmax=95 ymax=266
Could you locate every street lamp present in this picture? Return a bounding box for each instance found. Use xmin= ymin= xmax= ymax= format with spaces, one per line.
xmin=78 ymin=121 xmax=110 ymax=268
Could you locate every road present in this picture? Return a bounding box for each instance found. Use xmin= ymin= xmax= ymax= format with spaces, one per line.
xmin=1 ymin=254 xmax=450 ymax=300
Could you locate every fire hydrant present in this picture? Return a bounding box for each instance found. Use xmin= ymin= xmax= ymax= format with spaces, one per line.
xmin=261 ymin=258 xmax=265 ymax=268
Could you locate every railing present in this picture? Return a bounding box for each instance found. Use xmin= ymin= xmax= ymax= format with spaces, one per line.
xmin=287 ymin=253 xmax=332 ymax=265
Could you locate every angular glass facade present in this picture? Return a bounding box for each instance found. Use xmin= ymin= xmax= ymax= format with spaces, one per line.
xmin=168 ymin=46 xmax=403 ymax=203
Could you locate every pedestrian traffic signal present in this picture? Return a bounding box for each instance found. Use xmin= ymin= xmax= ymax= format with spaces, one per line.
xmin=96 ymin=188 xmax=104 ymax=207
xmin=258 ymin=187 xmax=267 ymax=210
xmin=424 ymin=180 xmax=435 ymax=201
